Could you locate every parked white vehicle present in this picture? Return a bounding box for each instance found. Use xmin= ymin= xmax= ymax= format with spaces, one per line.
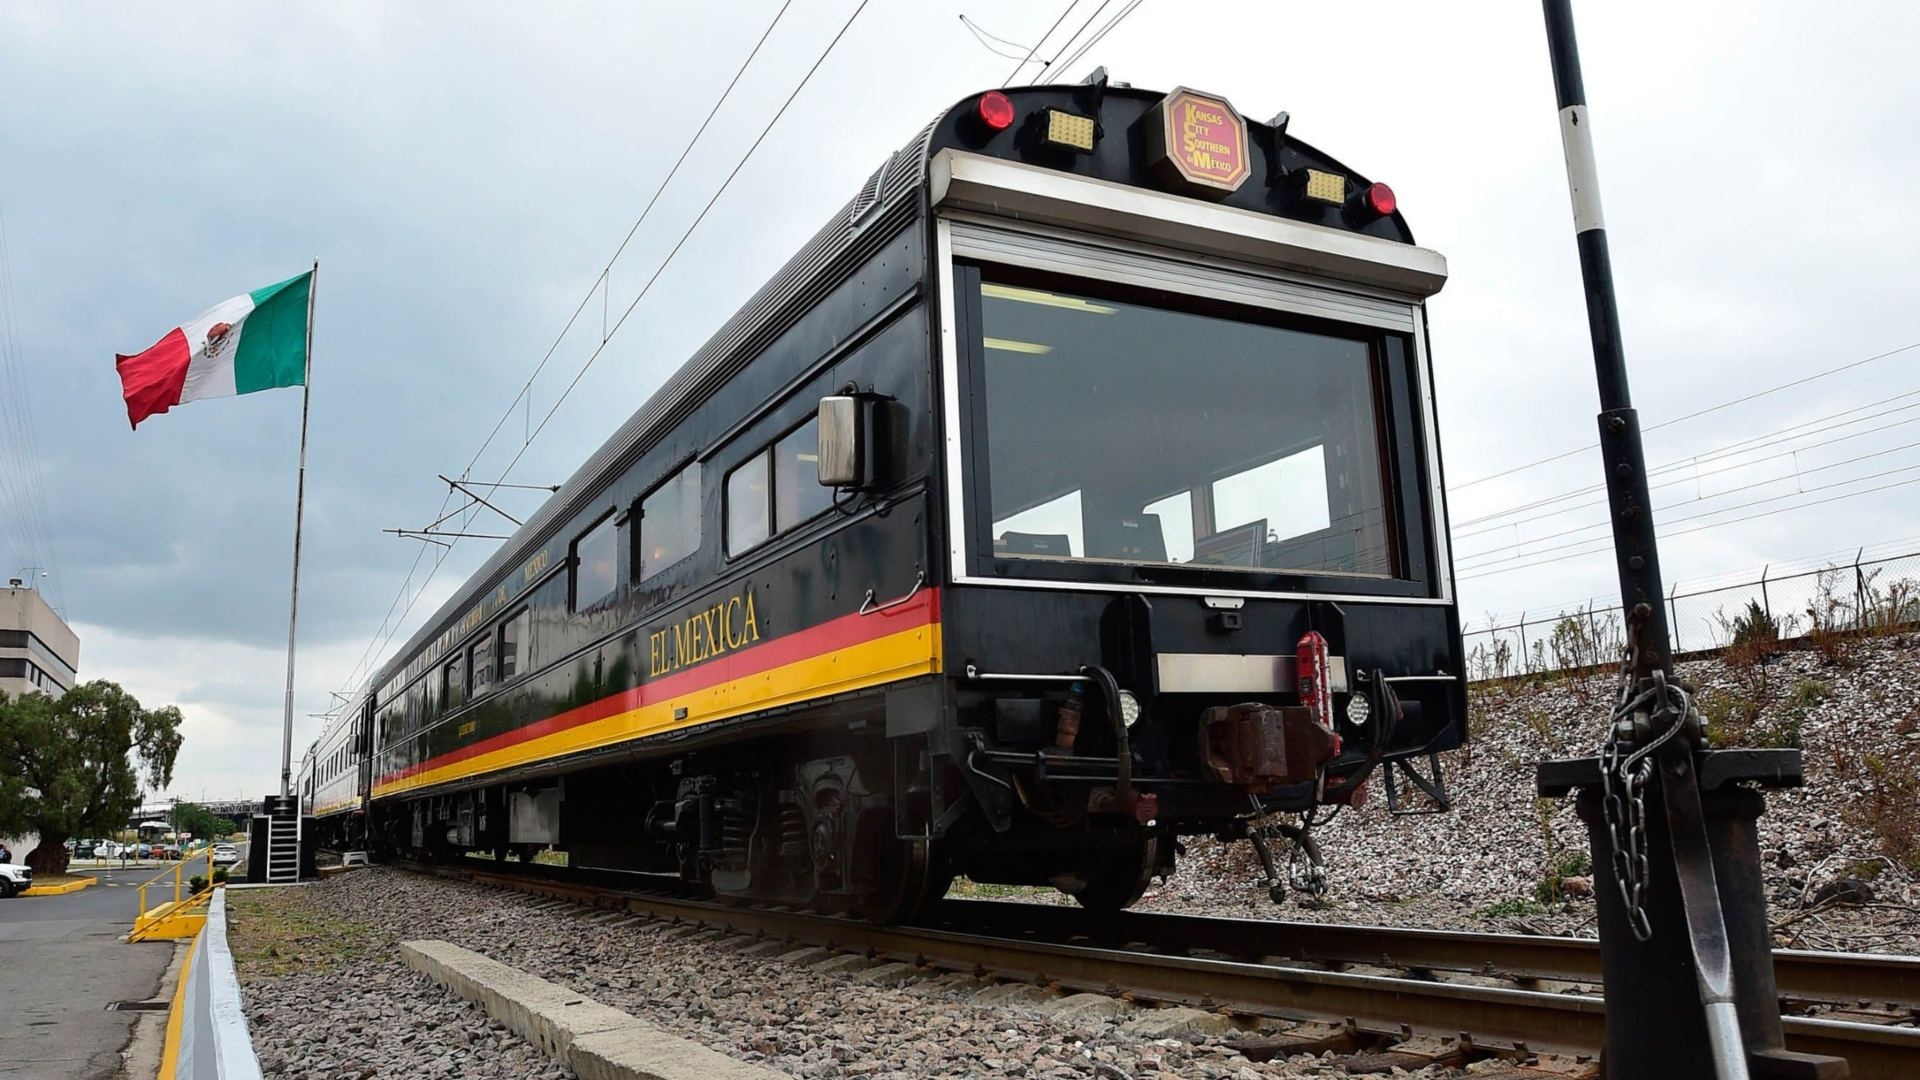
xmin=0 ymin=861 xmax=30 ymax=899
xmin=94 ymin=840 xmax=124 ymax=859
xmin=210 ymin=845 xmax=239 ymax=867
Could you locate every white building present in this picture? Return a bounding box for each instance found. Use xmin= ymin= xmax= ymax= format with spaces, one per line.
xmin=1 ymin=578 xmax=77 ymax=699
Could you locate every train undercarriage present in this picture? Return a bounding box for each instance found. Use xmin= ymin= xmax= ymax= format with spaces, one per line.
xmin=371 ymin=657 xmax=1404 ymax=923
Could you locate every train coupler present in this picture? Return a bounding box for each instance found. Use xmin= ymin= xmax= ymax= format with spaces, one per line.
xmin=1087 ymin=786 xmax=1158 ymax=825
xmin=1199 ymin=703 xmax=1339 ymax=790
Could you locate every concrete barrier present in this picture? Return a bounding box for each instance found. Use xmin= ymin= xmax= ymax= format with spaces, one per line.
xmin=400 ymin=939 xmax=792 ymax=1080
xmin=22 ymin=876 xmax=96 ymax=896
xmin=159 ymin=889 xmax=263 ymax=1080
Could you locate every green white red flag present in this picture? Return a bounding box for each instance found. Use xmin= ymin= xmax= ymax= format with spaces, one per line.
xmin=114 ymin=271 xmax=312 ymax=429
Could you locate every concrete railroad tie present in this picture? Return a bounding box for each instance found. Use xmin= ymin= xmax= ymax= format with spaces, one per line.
xmin=399 ymin=940 xmax=792 ymax=1080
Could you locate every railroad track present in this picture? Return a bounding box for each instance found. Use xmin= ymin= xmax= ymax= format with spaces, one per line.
xmin=394 ymin=859 xmax=1919 ymax=1078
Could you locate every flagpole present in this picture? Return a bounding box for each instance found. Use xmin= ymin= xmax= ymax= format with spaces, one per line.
xmin=279 ymin=259 xmax=317 ymax=798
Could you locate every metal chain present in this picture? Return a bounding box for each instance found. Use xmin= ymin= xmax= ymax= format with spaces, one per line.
xmin=1599 ymin=617 xmax=1696 ymax=940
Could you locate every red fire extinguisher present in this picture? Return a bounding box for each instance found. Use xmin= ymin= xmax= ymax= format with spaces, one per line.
xmin=1297 ymin=631 xmax=1333 ymax=728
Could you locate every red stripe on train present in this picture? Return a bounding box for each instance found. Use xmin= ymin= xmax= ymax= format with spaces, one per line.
xmin=373 ymin=586 xmax=939 ymax=790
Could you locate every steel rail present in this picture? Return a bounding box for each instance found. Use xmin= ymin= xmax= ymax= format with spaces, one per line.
xmin=404 ymin=862 xmax=1920 ymax=1078
xmin=930 ymin=900 xmax=1920 ymax=1012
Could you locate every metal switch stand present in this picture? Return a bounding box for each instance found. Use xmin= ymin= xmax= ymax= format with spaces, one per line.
xmin=1538 ymin=750 xmax=1848 ymax=1078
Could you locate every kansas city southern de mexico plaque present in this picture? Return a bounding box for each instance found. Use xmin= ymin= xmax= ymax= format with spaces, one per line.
xmin=1142 ymin=87 xmax=1250 ymax=197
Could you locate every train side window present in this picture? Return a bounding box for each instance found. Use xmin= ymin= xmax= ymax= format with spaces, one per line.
xmin=498 ymin=607 xmax=531 ymax=681
xmin=470 ymin=635 xmax=494 ymax=695
xmin=774 ymin=417 xmax=833 ymax=531
xmin=443 ymin=656 xmax=465 ymax=709
xmin=726 ymin=452 xmax=772 ymax=555
xmin=572 ymin=514 xmax=619 ymax=612
xmin=638 ymin=462 xmax=701 ymax=581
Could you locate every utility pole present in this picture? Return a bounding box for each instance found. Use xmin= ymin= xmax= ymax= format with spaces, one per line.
xmin=1531 ymin=3 xmax=1837 ymax=1077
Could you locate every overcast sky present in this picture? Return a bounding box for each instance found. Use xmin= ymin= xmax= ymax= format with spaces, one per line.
xmin=1 ymin=1 xmax=1915 ymax=802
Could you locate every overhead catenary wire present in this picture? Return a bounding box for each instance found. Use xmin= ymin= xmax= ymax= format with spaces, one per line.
xmin=1032 ymin=0 xmax=1115 ymax=78
xmin=1464 ymin=533 xmax=1920 ymax=630
xmin=1451 ymin=401 xmax=1920 ymax=541
xmin=1052 ymin=0 xmax=1147 ymax=77
xmin=1456 ymin=437 xmax=1920 ymax=563
xmin=958 ymin=15 xmax=1031 ymax=60
xmin=1452 ymin=387 xmax=1920 ymax=530
xmin=1457 ymin=464 xmax=1920 ymax=579
xmin=1448 ymin=338 xmax=1920 ymax=492
xmin=333 ymin=0 xmax=873 ymax=701
xmin=1458 ymin=472 xmax=1920 ymax=583
xmin=0 ymin=205 xmax=63 ymax=613
xmin=334 ymin=0 xmax=801 ymax=698
xmin=493 ymin=0 xmax=875 ymax=479
xmin=1002 ymin=1 xmax=1083 ymax=87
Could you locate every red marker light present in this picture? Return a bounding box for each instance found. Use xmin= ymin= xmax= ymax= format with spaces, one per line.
xmin=977 ymin=91 xmax=1016 ymax=132
xmin=1365 ymin=182 xmax=1397 ymax=216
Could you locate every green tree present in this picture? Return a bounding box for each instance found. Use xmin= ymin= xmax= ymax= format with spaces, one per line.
xmin=170 ymin=801 xmax=231 ymax=845
xmin=0 ymin=682 xmax=184 ymax=875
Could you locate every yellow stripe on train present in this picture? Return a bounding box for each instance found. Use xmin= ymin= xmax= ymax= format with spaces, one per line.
xmin=372 ymin=623 xmax=940 ymax=800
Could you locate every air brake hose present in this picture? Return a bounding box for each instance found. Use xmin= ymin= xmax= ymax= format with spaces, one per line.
xmin=1319 ymin=668 xmax=1401 ymax=801
xmin=1078 ymin=664 xmax=1132 ymax=806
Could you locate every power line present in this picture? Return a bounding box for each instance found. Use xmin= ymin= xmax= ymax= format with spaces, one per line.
xmin=1448 ymin=338 xmax=1920 ymax=492
xmin=958 ymin=15 xmax=1030 ymax=60
xmin=333 ymin=0 xmax=874 ymax=700
xmin=1464 ymin=533 xmax=1920 ymax=629
xmin=1457 ymin=437 xmax=1920 ymax=563
xmin=1053 ymin=0 xmax=1147 ymax=76
xmin=449 ymin=0 xmax=799 ymax=492
xmin=1452 ymin=400 xmax=1920 ymax=540
xmin=496 ymin=0 xmax=875 ymax=479
xmin=334 ymin=1 xmax=800 ymax=699
xmin=1458 ymin=463 xmax=1920 ymax=579
xmin=1033 ymin=0 xmax=1114 ymax=80
xmin=0 ymin=205 xmax=63 ymax=614
xmin=1459 ymin=473 xmax=1920 ymax=583
xmin=1452 ymin=388 xmax=1920 ymax=530
xmin=1002 ymin=2 xmax=1082 ymax=87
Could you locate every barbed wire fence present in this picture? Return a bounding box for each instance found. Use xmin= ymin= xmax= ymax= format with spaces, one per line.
xmin=1462 ymin=551 xmax=1920 ymax=681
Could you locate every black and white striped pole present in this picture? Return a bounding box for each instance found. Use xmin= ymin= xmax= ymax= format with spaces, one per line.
xmin=1532 ymin=3 xmax=1839 ymax=1078
xmin=1540 ymin=0 xmax=1673 ymax=663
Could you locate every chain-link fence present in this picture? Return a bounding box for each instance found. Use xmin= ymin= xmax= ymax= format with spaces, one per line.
xmin=1462 ymin=551 xmax=1920 ymax=681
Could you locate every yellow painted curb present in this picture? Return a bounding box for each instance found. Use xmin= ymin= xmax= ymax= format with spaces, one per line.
xmin=22 ymin=876 xmax=98 ymax=896
xmin=155 ymin=931 xmax=201 ymax=1080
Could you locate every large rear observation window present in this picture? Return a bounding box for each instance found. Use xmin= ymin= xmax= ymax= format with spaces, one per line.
xmin=975 ymin=276 xmax=1396 ymax=579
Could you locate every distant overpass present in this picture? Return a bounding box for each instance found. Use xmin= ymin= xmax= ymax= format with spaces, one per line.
xmin=127 ymin=798 xmax=261 ymax=831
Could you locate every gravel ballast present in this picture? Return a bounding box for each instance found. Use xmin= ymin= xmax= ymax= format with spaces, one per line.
xmin=229 ymin=872 xmax=1465 ymax=1079
xmin=1127 ymin=636 xmax=1920 ymax=954
xmin=224 ymin=637 xmax=1918 ymax=1077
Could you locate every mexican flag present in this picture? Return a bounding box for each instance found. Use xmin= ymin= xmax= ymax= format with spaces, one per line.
xmin=115 ymin=270 xmax=312 ymax=429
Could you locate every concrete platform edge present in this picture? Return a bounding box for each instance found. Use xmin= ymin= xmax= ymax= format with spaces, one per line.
xmin=398 ymin=939 xmax=792 ymax=1080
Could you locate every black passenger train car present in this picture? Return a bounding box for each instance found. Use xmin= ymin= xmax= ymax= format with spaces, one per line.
xmin=353 ymin=78 xmax=1463 ymax=918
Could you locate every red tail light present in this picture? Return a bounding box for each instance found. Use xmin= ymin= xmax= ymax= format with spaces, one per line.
xmin=977 ymin=91 xmax=1016 ymax=132
xmin=1364 ymin=182 xmax=1397 ymax=216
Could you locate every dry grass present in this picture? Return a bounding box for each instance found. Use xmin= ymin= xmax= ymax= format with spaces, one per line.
xmin=1835 ymin=749 xmax=1920 ymax=872
xmin=226 ymin=888 xmax=383 ymax=978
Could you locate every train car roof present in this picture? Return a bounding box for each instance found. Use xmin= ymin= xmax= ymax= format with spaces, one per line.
xmin=370 ymin=82 xmax=1410 ymax=692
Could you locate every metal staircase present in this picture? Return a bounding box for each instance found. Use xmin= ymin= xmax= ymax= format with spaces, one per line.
xmin=263 ymin=794 xmax=301 ymax=884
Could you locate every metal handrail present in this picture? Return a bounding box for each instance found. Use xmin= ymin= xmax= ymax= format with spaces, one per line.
xmin=134 ymin=859 xmax=186 ymax=923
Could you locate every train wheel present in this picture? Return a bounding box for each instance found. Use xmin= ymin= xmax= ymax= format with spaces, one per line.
xmin=857 ymin=838 xmax=951 ymax=924
xmin=1062 ymin=836 xmax=1158 ymax=912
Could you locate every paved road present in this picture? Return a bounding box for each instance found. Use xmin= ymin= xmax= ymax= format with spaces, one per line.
xmin=0 ymin=843 xmax=248 ymax=1079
